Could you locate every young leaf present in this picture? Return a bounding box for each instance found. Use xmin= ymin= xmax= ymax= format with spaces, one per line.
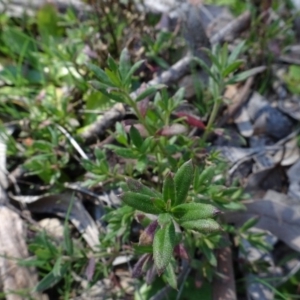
xmin=158 ymin=213 xmax=172 ymax=226
xmin=105 ymin=145 xmax=137 ymax=158
xmin=162 ymin=172 xmax=175 ymax=205
xmin=153 ymin=198 xmax=167 ymax=212
xmin=193 ymin=57 xmax=218 ymax=83
xmin=196 ymin=166 xmax=215 ymax=187
xmin=135 ymin=84 xmax=165 ymax=102
xmin=174 ymin=160 xmax=194 ymax=205
xmin=140 ymin=136 xmax=154 ymax=154
xmin=124 ymin=60 xmax=145 ymax=86
xmin=96 ymin=88 xmax=125 ymax=102
xmin=227 ymin=66 xmax=266 ymax=84
xmin=171 ymin=202 xmax=220 ymax=221
xmin=172 ymin=87 xmax=185 ymax=106
xmin=86 ymin=63 xmax=111 ymax=85
xmin=119 ymin=48 xmax=131 ymax=81
xmin=164 ymin=262 xmax=177 ymax=290
xmin=153 ymin=222 xmax=176 ymax=274
xmin=52 ymin=257 xmax=62 ymax=277
xmin=228 ymin=40 xmax=246 ymax=65
xmin=107 ymin=55 xmax=119 ymax=73
xmin=105 ymin=68 xmax=122 ymax=87
xmin=222 ymin=60 xmax=243 ymax=78
xmin=89 ymin=80 xmax=112 ymax=90
xmin=239 ymin=216 xmax=260 ymax=233
xmin=201 ymin=244 xmax=217 ymax=267
xmin=129 ymin=125 xmax=143 ymax=149
xmin=180 ymin=219 xmax=221 ymax=233
xmin=34 ymin=264 xmax=68 ymax=292
xmin=120 ymin=192 xmax=162 ymax=215
xmin=126 ymin=178 xmax=161 ymax=198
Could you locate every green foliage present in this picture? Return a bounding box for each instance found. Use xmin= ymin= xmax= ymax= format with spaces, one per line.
xmin=0 ymin=1 xmax=281 ymax=297
xmin=284 ymin=65 xmax=300 ymax=94
xmin=120 ymin=160 xmax=226 ymax=287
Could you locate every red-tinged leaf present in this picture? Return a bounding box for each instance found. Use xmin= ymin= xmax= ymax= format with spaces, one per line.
xmin=132 ymin=254 xmax=151 ymax=278
xmin=174 ymin=244 xmax=189 ymax=260
xmin=175 ymin=112 xmax=206 ymax=129
xmin=139 ymin=220 xmax=158 ymax=245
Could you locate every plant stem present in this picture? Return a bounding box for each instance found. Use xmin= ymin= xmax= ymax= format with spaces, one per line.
xmin=202 ymin=96 xmax=222 ymax=142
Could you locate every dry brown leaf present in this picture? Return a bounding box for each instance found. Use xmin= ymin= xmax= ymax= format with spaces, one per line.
xmin=225 ymin=190 xmax=300 ymax=252
xmin=0 ymin=203 xmax=46 ymax=299
xmin=11 ymin=193 xmax=100 ymax=250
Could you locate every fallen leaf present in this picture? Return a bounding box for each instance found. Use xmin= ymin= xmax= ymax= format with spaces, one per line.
xmin=225 ymin=190 xmax=300 ymax=252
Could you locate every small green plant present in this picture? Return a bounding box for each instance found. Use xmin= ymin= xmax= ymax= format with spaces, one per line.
xmin=119 ymin=160 xmax=221 ymax=289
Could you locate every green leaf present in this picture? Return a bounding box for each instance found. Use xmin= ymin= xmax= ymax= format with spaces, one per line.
xmin=196 ymin=166 xmax=215 ymax=187
xmin=222 ymin=60 xmax=243 ymax=78
xmin=193 ymin=57 xmax=218 ymax=83
xmin=120 ymin=192 xmax=163 ymax=214
xmin=228 ymin=40 xmax=246 ymax=65
xmin=180 ymin=219 xmax=221 ymax=233
xmin=126 ymin=178 xmax=161 ymax=198
xmin=201 ymin=244 xmax=217 ymax=267
xmin=86 ymin=63 xmax=111 ymax=85
xmin=140 ymin=137 xmax=154 ymax=154
xmin=162 ymin=172 xmax=176 ymax=205
xmin=119 ymin=48 xmax=131 ymax=81
xmin=94 ymin=87 xmax=125 ymax=102
xmin=174 ymin=160 xmax=194 ymax=205
xmin=2 ymin=27 xmax=38 ymax=66
xmin=107 ymin=55 xmax=119 ymax=73
xmin=34 ymin=263 xmax=68 ymax=292
xmin=227 ymin=66 xmax=266 ymax=84
xmin=90 ymin=80 xmax=112 ymax=90
xmin=129 ymin=125 xmax=143 ymax=149
xmin=63 ymin=196 xmax=74 ymax=256
xmin=239 ymin=216 xmax=259 ymax=233
xmin=124 ymin=60 xmax=145 ymax=86
xmin=153 ymin=222 xmax=176 ymax=274
xmin=171 ymin=203 xmax=220 ymax=221
xmin=172 ymin=87 xmax=185 ymax=106
xmin=153 ymin=198 xmax=167 ymax=212
xmin=158 ymin=213 xmax=172 ymax=226
xmin=221 ymin=201 xmax=246 ymax=211
xmin=105 ymin=145 xmax=136 ymax=158
xmin=105 ymin=68 xmax=122 ymax=87
xmin=135 ymin=85 xmax=165 ymax=102
xmin=52 ymin=257 xmax=62 ymax=277
xmin=164 ymin=262 xmax=177 ymax=290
